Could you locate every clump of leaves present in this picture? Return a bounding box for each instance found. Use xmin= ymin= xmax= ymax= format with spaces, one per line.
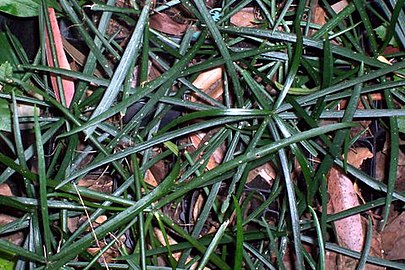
xmin=0 ymin=0 xmax=404 ymax=269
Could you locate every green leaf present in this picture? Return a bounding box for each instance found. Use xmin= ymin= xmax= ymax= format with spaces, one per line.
xmin=163 ymin=141 xmax=179 ymax=156
xmin=0 ymin=252 xmax=15 ymax=270
xmin=0 ymin=98 xmax=11 ymax=132
xmin=375 ymin=25 xmax=398 ymax=47
xmin=0 ymin=0 xmax=59 ymax=17
xmin=0 ymin=0 xmax=41 ymax=17
xmin=0 ymin=62 xmax=13 ymax=81
xmin=398 ymin=106 xmax=405 ymax=134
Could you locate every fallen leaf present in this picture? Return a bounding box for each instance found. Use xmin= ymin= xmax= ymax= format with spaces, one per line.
xmin=327 ymin=147 xmax=373 ymax=269
xmin=189 ymin=132 xmax=225 ymax=170
xmin=331 ymin=0 xmax=349 ymax=14
xmin=0 ymin=183 xmax=13 ymax=196
xmin=95 ymin=215 xmax=107 ymax=224
xmin=145 ymin=169 xmax=159 ymax=187
xmin=382 ymin=212 xmax=405 ymax=260
xmin=149 ymin=13 xmax=188 ymax=36
xmin=188 ymin=68 xmax=225 ymax=170
xmin=87 ymin=242 xmax=120 ymax=263
xmin=191 ymin=67 xmax=223 ymax=103
xmin=230 ymin=8 xmax=257 ymax=27
xmin=45 ymin=8 xmax=75 ymax=107
xmin=153 ymin=227 xmax=182 ymax=261
xmin=0 ymin=214 xmax=24 ymax=246
xmin=192 ymin=194 xmax=204 ymax=223
xmin=247 ymin=162 xmax=276 ymax=185
xmin=77 ymin=174 xmax=113 ymax=193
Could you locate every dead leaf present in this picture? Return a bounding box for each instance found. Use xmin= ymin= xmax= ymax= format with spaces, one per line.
xmin=87 ymin=242 xmax=120 ymax=263
xmin=331 ymin=0 xmax=349 ymax=14
xmin=77 ymin=174 xmax=113 ymax=193
xmin=247 ymin=162 xmax=276 ymax=185
xmin=309 ymin=6 xmax=327 ymax=36
xmin=149 ymin=13 xmax=188 ymax=36
xmin=0 ymin=214 xmax=24 ymax=246
xmin=95 ymin=215 xmax=108 ymax=224
xmin=153 ymin=227 xmax=182 ymax=261
xmin=327 ymin=147 xmax=373 ymax=269
xmin=189 ymin=132 xmax=225 ymax=170
xmin=230 ymin=8 xmax=257 ymax=27
xmin=67 ymin=216 xmax=80 ymax=233
xmin=144 ymin=169 xmax=159 ymax=187
xmin=0 ymin=183 xmax=13 ymax=196
xmin=45 ymin=8 xmax=75 ymax=107
xmin=347 ymin=148 xmax=373 ymax=169
xmin=191 ymin=67 xmax=223 ymax=103
xmin=382 ymin=212 xmax=405 ymax=260
xmin=192 ymin=194 xmax=204 ymax=222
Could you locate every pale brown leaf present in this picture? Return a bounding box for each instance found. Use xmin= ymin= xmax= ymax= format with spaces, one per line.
xmin=382 ymin=212 xmax=405 ymax=260
xmin=45 ymin=8 xmax=75 ymax=107
xmin=331 ymin=0 xmax=349 ymax=14
xmin=149 ymin=13 xmax=188 ymax=36
xmin=327 ymin=148 xmax=373 ymax=251
xmin=0 ymin=183 xmax=13 ymax=196
xmin=230 ymin=8 xmax=257 ymax=27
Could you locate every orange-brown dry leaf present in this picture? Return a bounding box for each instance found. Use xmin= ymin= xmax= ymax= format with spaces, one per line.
xmin=313 ymin=6 xmax=327 ymax=26
xmin=189 ymin=68 xmax=225 ymax=170
xmin=189 ymin=132 xmax=224 ymax=170
xmin=309 ymin=5 xmax=327 ymax=36
xmin=77 ymin=175 xmax=113 ymax=193
xmin=191 ymin=67 xmax=223 ymax=103
xmin=67 ymin=216 xmax=80 ymax=233
xmin=247 ymin=162 xmax=276 ymax=185
xmin=149 ymin=13 xmax=188 ymax=36
xmin=95 ymin=215 xmax=108 ymax=224
xmin=0 ymin=214 xmax=24 ymax=246
xmin=325 ymin=250 xmax=338 ymax=269
xmin=87 ymin=243 xmax=120 ymax=263
xmin=331 ymin=0 xmax=349 ymax=13
xmin=192 ymin=194 xmax=204 ymax=222
xmin=326 ymin=217 xmax=385 ymax=270
xmin=230 ymin=7 xmax=257 ymax=27
xmin=192 ymin=67 xmax=222 ymax=91
xmin=145 ymin=169 xmax=159 ymax=187
xmin=382 ymin=212 xmax=405 ymax=260
xmin=0 ymin=183 xmax=13 ymax=196
xmin=327 ymin=148 xmax=373 ymax=269
xmin=45 ymin=8 xmax=75 ymax=107
xmin=153 ymin=227 xmax=208 ymax=269
xmin=153 ymin=228 xmax=182 ymax=261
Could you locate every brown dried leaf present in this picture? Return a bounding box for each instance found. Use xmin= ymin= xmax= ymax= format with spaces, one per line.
xmin=192 ymin=194 xmax=204 ymax=222
xmin=312 ymin=6 xmax=327 ymax=26
xmin=230 ymin=8 xmax=257 ymax=27
xmin=149 ymin=13 xmax=188 ymax=36
xmin=87 ymin=242 xmax=120 ymax=263
xmin=347 ymin=148 xmax=374 ymax=169
xmin=327 ymin=148 xmax=373 ymax=250
xmin=247 ymin=162 xmax=276 ymax=185
xmin=189 ymin=132 xmax=224 ymax=170
xmin=0 ymin=214 xmax=24 ymax=246
xmin=45 ymin=8 xmax=75 ymax=107
xmin=145 ymin=169 xmax=159 ymax=187
xmin=191 ymin=67 xmax=223 ymax=103
xmin=0 ymin=183 xmax=13 ymax=196
xmin=382 ymin=212 xmax=405 ymax=260
xmin=153 ymin=228 xmax=182 ymax=261
xmin=331 ymin=0 xmax=349 ymax=13
xmin=77 ymin=175 xmax=113 ymax=193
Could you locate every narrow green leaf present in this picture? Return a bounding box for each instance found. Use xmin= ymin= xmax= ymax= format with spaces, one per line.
xmin=357 ymin=216 xmax=373 ymax=270
xmin=84 ymin=0 xmax=151 ymax=137
xmin=34 ymin=107 xmax=52 ymax=256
